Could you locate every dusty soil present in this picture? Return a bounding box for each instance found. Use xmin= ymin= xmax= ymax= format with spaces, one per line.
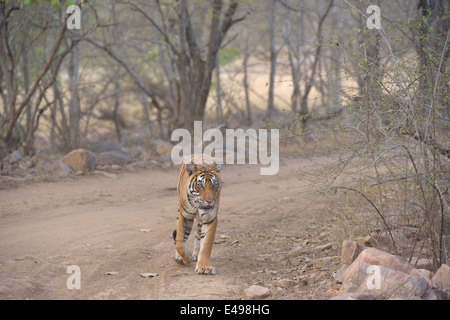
xmin=0 ymin=156 xmax=344 ymax=300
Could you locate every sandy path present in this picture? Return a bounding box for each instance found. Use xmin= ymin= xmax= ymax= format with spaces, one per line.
xmin=0 ymin=157 xmax=315 ymax=300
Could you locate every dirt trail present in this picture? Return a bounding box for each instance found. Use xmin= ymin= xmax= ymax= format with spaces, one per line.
xmin=0 ymin=157 xmax=323 ymax=300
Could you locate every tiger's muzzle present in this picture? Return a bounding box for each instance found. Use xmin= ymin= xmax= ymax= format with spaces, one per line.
xmin=199 ymin=199 xmax=216 ymax=210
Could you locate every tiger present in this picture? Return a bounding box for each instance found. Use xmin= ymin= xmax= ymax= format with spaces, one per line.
xmin=173 ymin=154 xmax=223 ymax=275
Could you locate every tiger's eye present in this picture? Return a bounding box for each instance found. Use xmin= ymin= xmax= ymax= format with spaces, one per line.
xmin=211 ymin=177 xmax=219 ymax=188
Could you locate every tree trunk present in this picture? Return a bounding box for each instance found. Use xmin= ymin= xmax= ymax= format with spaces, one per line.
xmin=68 ymin=38 xmax=81 ymax=150
xmin=285 ymin=11 xmax=304 ymax=116
xmin=113 ymin=75 xmax=121 ymax=143
xmin=299 ymin=0 xmax=334 ymax=125
xmin=215 ymin=53 xmax=223 ymax=122
xmin=243 ymin=18 xmax=252 ymax=123
xmin=267 ymin=0 xmax=277 ymax=120
xmin=177 ymin=0 xmax=244 ymax=129
xmin=417 ymin=0 xmax=450 ymax=107
xmin=111 ymin=1 xmax=121 ymax=143
xmin=0 ymin=2 xmax=17 ymax=143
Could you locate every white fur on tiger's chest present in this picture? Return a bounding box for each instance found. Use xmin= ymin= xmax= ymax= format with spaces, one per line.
xmin=196 ymin=207 xmax=217 ymax=224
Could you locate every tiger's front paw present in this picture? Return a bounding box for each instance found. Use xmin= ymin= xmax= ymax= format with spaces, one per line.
xmin=175 ymin=256 xmax=185 ymax=265
xmin=195 ymin=263 xmax=216 ymax=275
xmin=175 ymin=256 xmax=192 ymax=265
xmin=175 ymin=251 xmax=192 ymax=265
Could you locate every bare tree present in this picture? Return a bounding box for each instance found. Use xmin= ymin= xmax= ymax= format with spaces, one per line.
xmin=0 ymin=2 xmax=73 ymax=152
xmin=128 ymin=0 xmax=246 ymax=130
xmin=416 ymin=0 xmax=450 ymax=107
xmin=67 ymin=26 xmax=82 ymax=150
xmin=298 ymin=0 xmax=334 ymax=125
xmin=282 ymin=9 xmax=305 ymax=114
xmin=267 ymin=0 xmax=278 ymax=120
xmin=242 ymin=17 xmax=253 ymax=124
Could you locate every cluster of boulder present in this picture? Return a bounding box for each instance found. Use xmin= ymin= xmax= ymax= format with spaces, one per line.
xmin=0 ymin=149 xmax=40 ymax=181
xmin=0 ymin=139 xmax=175 ymax=182
xmin=240 ymin=236 xmax=449 ymax=300
xmin=331 ymin=240 xmax=449 ymax=300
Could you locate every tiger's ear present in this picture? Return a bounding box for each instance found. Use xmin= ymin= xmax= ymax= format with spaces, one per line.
xmin=214 ymin=163 xmax=223 ymax=173
xmin=186 ymin=163 xmax=198 ymax=176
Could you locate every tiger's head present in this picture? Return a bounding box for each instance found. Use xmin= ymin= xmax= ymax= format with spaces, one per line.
xmin=186 ymin=162 xmax=223 ymax=210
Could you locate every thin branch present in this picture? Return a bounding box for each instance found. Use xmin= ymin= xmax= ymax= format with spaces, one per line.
xmin=276 ymin=0 xmax=318 ymax=15
xmin=400 ymin=126 xmax=450 ymax=159
xmin=334 ymin=186 xmax=398 ymax=254
xmin=83 ymin=37 xmax=163 ymax=112
xmin=124 ymin=0 xmax=180 ymax=58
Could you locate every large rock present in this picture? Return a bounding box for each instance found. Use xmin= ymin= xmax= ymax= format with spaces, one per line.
xmin=340 ymin=248 xmax=440 ymax=300
xmin=432 ymin=264 xmax=450 ymax=291
xmin=243 ymin=285 xmax=271 ymax=300
xmin=341 ymin=240 xmax=364 ymax=266
xmin=341 ymin=260 xmax=434 ymax=299
xmin=62 ymin=149 xmax=97 ymax=172
xmin=431 ymin=263 xmax=450 ymax=299
xmin=355 ymin=247 xmax=413 ymax=274
xmin=410 ymin=257 xmax=434 ymax=271
xmin=97 ymin=150 xmax=133 ymax=166
xmin=409 ymin=268 xmax=433 ymax=287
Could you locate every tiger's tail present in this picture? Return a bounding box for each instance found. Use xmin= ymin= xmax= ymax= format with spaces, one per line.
xmin=172 ymin=230 xmax=177 ymax=244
